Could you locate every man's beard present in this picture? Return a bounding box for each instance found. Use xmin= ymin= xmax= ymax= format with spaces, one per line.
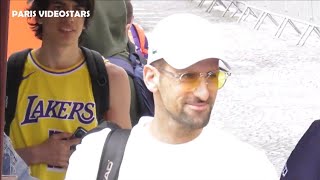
xmin=166 ymin=104 xmax=212 ymax=130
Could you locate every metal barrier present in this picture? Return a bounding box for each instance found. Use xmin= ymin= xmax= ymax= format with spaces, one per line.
xmin=194 ymin=0 xmax=243 ymax=16
xmin=222 ymin=0 xmax=243 ymax=17
xmin=296 ymin=24 xmax=320 ymax=46
xmin=206 ymin=0 xmax=227 ymax=13
xmin=238 ymin=4 xmax=320 ymax=46
xmin=192 ymin=0 xmax=320 ymax=46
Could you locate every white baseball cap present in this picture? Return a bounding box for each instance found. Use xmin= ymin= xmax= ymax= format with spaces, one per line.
xmin=148 ymin=13 xmax=231 ymax=71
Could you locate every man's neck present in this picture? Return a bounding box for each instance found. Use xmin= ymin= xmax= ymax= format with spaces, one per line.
xmin=149 ymin=115 xmax=203 ymax=144
xmin=35 ymin=44 xmax=83 ymax=70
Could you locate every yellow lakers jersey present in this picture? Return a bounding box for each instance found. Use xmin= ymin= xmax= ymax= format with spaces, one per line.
xmin=9 ymin=50 xmax=98 ymax=180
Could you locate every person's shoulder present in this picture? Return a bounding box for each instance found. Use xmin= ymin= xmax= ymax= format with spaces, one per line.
xmin=7 ymin=48 xmax=33 ymax=61
xmin=204 ymin=126 xmax=270 ymax=162
xmin=132 ymin=116 xmax=153 ymax=129
xmin=82 ymin=126 xmax=112 ymax=145
xmin=206 ymin=127 xmax=278 ymax=179
xmin=73 ymin=127 xmax=112 ymax=155
xmin=219 ymin=129 xmax=265 ymax=156
xmin=207 ymin=127 xmax=252 ymax=147
xmin=103 ymin=58 xmax=128 ymax=80
xmin=66 ymin=127 xmax=112 ymax=180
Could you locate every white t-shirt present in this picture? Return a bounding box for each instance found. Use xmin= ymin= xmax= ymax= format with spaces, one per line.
xmin=66 ymin=117 xmax=278 ymax=180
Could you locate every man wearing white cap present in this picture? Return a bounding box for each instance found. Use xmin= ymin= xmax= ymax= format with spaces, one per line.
xmin=66 ymin=13 xmax=278 ymax=180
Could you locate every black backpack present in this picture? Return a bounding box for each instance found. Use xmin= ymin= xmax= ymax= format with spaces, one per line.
xmin=108 ymin=42 xmax=154 ymax=122
xmin=5 ymin=47 xmax=109 ymax=135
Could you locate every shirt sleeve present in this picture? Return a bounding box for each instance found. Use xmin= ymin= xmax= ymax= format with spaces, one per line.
xmin=3 ymin=133 xmax=38 ymax=180
xmin=65 ymin=128 xmax=111 ymax=180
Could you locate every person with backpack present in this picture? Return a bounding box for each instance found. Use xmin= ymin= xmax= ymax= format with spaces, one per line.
xmin=5 ymin=0 xmax=131 ymax=179
xmin=126 ymin=0 xmax=149 ymax=60
xmin=65 ymin=13 xmax=278 ymax=180
xmin=82 ymin=0 xmax=154 ymax=126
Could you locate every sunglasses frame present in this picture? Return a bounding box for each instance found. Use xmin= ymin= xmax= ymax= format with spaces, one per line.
xmin=158 ymin=67 xmax=231 ymax=90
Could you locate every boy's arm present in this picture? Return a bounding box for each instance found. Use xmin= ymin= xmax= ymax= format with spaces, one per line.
xmin=104 ymin=62 xmax=132 ymax=129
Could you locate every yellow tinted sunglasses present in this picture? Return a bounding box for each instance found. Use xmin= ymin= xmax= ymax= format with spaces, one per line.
xmin=159 ymin=68 xmax=231 ymax=91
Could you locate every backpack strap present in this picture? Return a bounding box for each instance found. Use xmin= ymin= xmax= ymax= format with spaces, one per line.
xmin=80 ymin=47 xmax=109 ymax=124
xmin=130 ymin=24 xmax=142 ymax=50
xmin=5 ymin=48 xmax=32 ymax=135
xmin=127 ymin=41 xmax=147 ymax=65
xmin=127 ymin=41 xmax=136 ymax=54
xmin=97 ymin=128 xmax=131 ymax=180
xmin=131 ymin=24 xmax=148 ymax=59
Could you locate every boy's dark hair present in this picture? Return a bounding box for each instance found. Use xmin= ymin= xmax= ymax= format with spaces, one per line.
xmin=27 ymin=0 xmax=95 ymax=40
xmin=125 ymin=0 xmax=133 ymax=25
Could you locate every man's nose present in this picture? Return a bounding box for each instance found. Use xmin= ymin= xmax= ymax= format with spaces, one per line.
xmin=193 ymin=79 xmax=210 ymax=101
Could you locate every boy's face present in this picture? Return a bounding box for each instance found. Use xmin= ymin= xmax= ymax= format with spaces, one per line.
xmin=40 ymin=0 xmax=86 ymax=46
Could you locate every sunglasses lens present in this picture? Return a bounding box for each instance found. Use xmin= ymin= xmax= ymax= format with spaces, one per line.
xmin=206 ymin=71 xmax=228 ymax=90
xmin=180 ymin=73 xmax=199 ymax=83
xmin=218 ymin=71 xmax=228 ymax=89
xmin=206 ymin=72 xmax=218 ymax=90
xmin=178 ymin=71 xmax=229 ymax=91
xmin=180 ymin=73 xmax=200 ymax=91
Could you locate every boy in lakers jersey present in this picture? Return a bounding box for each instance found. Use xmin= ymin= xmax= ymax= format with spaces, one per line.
xmin=6 ymin=0 xmax=132 ymax=179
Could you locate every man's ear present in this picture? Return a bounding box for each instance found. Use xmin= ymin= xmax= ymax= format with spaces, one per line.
xmin=143 ymin=65 xmax=159 ymax=93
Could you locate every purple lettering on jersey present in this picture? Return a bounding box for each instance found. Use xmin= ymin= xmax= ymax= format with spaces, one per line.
xmin=45 ymin=100 xmax=59 ymax=117
xmin=21 ymin=95 xmax=39 ymax=125
xmin=79 ymin=102 xmax=95 ymax=124
xmin=30 ymin=100 xmax=44 ymax=119
xmin=21 ymin=96 xmax=96 ymax=125
xmin=56 ymin=101 xmax=72 ymax=119
xmin=68 ymin=102 xmax=84 ymax=120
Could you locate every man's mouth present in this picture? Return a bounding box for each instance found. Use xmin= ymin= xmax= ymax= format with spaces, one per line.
xmin=187 ymin=103 xmax=209 ymax=111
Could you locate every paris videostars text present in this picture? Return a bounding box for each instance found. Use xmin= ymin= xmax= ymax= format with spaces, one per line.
xmin=12 ymin=10 xmax=90 ymax=18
